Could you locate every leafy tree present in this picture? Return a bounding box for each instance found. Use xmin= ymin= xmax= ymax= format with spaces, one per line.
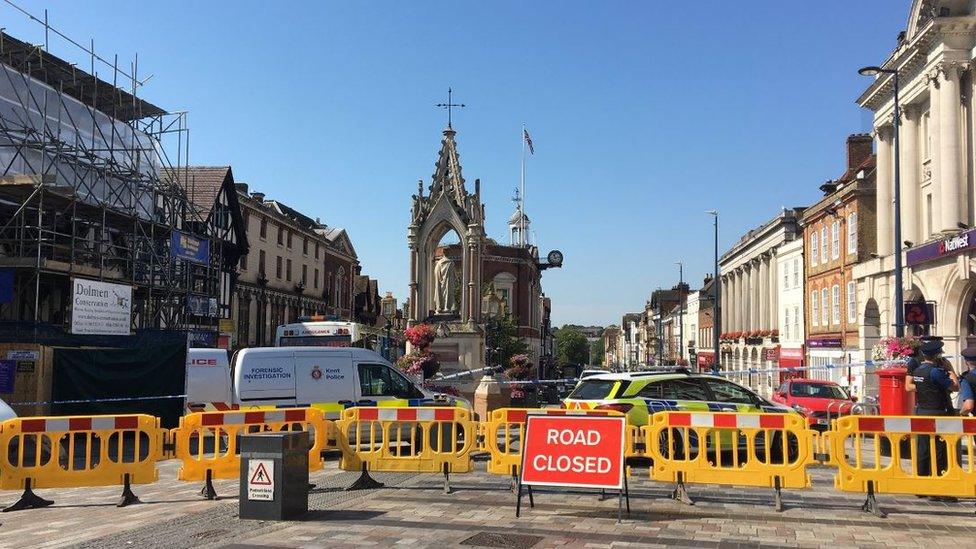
xmin=589 ymin=338 xmax=605 ymax=367
xmin=484 ymin=314 xmax=529 ymax=372
xmin=556 ymin=327 xmax=589 ymax=366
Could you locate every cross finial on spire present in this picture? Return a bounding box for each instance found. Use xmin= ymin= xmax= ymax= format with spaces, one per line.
xmin=435 ymin=87 xmax=465 ymax=128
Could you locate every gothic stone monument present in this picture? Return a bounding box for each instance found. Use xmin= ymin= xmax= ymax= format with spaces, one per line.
xmin=407 ymin=125 xmax=486 ymax=374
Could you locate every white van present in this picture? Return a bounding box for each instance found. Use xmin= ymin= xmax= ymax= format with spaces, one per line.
xmin=185 ymin=348 xmax=233 ymax=412
xmin=231 ymin=347 xmax=468 ymax=414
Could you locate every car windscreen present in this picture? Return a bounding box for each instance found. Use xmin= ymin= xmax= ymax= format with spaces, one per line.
xmin=789 ymin=382 xmax=849 ymax=399
xmin=568 ymin=380 xmax=616 ymax=400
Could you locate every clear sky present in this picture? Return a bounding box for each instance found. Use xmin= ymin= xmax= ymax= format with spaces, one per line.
xmin=3 ymin=0 xmax=908 ymax=327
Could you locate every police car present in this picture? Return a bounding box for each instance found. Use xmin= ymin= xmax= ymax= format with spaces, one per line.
xmin=563 ymin=369 xmax=799 ymax=462
xmin=563 ymin=369 xmax=793 ymax=425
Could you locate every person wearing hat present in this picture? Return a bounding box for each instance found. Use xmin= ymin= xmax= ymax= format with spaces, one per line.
xmin=911 ymin=338 xmax=958 ymax=484
xmin=957 ymin=344 xmax=976 ymax=416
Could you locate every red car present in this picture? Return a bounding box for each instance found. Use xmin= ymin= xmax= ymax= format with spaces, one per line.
xmin=772 ymin=378 xmax=855 ymax=431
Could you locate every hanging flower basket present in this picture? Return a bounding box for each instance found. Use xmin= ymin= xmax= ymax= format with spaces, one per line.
xmin=871 ymin=336 xmax=919 ymax=363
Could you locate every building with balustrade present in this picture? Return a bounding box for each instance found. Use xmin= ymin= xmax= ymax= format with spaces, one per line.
xmin=719 ymin=208 xmax=804 ymax=396
xmin=854 ymin=0 xmax=976 ymax=361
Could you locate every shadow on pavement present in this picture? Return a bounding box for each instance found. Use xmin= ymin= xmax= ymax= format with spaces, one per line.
xmin=300 ymin=509 xmax=386 ymax=522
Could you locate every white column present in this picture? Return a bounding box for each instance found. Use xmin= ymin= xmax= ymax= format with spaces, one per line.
xmin=939 ymin=63 xmax=963 ymax=232
xmin=749 ymin=262 xmax=759 ymax=332
xmin=875 ymin=126 xmax=893 ymax=255
xmin=900 ymin=107 xmax=920 ymax=244
xmin=758 ymin=258 xmax=768 ymax=330
xmin=929 ymin=70 xmax=943 ymax=235
xmin=732 ymin=267 xmax=746 ymax=331
xmin=769 ymin=253 xmax=778 ymax=330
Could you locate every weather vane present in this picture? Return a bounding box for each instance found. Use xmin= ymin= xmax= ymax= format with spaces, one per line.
xmin=435 ymin=87 xmax=465 ymax=128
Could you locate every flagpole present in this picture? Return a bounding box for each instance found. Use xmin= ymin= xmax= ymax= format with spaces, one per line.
xmin=521 ymin=122 xmax=526 ymax=246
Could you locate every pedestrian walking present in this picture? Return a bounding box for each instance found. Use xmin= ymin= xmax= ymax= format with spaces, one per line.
xmin=911 ymin=339 xmax=958 ymax=498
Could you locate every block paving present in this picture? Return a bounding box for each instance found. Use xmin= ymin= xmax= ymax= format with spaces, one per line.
xmin=0 ymin=459 xmax=972 ymax=548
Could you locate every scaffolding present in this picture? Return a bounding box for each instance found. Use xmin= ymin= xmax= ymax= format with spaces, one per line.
xmin=0 ymin=8 xmax=219 ymax=335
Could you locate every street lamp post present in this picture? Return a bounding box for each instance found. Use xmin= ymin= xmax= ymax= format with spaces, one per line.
xmin=859 ymin=65 xmax=903 ymax=337
xmin=708 ymin=210 xmax=720 ymax=375
xmin=676 ymin=261 xmax=683 ymax=364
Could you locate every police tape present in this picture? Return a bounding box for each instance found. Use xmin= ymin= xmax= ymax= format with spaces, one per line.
xmin=717 ymin=359 xmax=913 ymax=378
xmin=6 ymin=394 xmax=187 ymax=406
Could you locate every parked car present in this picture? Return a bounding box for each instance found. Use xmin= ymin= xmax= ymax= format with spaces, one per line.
xmin=771 ymin=378 xmax=854 ymax=431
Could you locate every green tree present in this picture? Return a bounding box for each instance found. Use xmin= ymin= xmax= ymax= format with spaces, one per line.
xmin=589 ymin=338 xmax=605 ymax=367
xmin=556 ymin=327 xmax=589 ymax=366
xmin=484 ymin=314 xmax=529 ymax=371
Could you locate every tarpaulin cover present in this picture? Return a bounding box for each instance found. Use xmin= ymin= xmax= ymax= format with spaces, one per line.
xmin=52 ymin=344 xmax=186 ymax=427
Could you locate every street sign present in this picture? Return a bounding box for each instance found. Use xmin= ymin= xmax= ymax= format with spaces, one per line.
xmin=247 ymin=459 xmax=275 ymax=501
xmin=520 ymin=414 xmax=626 ymax=490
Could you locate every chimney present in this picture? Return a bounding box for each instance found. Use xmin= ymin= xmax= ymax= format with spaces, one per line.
xmin=846 ymin=133 xmax=873 ymax=172
xmin=235 ymin=182 xmax=249 ymax=195
xmin=250 ymin=191 xmax=265 ymax=203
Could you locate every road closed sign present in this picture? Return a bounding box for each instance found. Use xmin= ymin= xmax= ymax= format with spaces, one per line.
xmin=520 ymin=414 xmax=626 ymax=490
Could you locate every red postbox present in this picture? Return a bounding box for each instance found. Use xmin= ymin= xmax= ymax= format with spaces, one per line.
xmin=876 ymin=367 xmax=915 ymax=415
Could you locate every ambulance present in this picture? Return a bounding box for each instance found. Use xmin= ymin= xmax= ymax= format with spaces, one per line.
xmin=185 ymin=346 xmax=468 ymax=416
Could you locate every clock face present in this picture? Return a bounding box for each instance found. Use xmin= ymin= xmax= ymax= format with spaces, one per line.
xmin=547 ymin=250 xmax=563 ymax=265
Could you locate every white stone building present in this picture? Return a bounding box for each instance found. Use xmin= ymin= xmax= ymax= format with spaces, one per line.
xmin=855 ymin=0 xmax=976 ymax=360
xmin=684 ymin=289 xmax=701 ymax=365
xmin=719 ymin=208 xmax=804 ymax=396
xmin=776 ymin=238 xmax=805 ymax=376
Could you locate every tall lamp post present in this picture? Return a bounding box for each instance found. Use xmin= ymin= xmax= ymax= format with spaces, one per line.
xmin=858 ymin=65 xmax=903 ymax=337
xmin=707 ymin=210 xmax=720 ymax=375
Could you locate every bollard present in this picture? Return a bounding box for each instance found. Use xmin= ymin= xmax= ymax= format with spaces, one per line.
xmin=239 ymin=431 xmax=309 ymax=521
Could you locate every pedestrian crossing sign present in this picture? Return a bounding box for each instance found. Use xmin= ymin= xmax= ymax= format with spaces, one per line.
xmin=247 ymin=459 xmax=274 ymax=500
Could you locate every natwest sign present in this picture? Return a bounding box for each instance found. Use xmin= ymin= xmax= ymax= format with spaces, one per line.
xmin=520 ymin=415 xmax=625 ymax=490
xmin=907 ymin=228 xmax=976 ymax=266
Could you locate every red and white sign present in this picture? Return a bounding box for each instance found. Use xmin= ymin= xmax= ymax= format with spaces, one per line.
xmin=519 ymin=415 xmax=626 ymax=490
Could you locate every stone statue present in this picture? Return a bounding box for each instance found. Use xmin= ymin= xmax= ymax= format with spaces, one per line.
xmin=433 ymin=255 xmax=457 ymax=314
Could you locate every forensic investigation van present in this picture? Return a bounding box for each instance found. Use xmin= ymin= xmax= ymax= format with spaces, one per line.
xmin=186 ymin=347 xmax=468 ymax=414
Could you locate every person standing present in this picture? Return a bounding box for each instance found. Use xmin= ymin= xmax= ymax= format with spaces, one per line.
xmin=911 ymin=339 xmax=958 ymax=490
xmin=958 ymin=345 xmax=976 ymax=416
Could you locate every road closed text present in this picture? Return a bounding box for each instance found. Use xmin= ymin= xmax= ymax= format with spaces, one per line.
xmin=520 ymin=415 xmax=626 ymax=490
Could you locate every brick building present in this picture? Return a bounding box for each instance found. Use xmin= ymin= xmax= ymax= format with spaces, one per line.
xmin=802 ymin=134 xmax=876 ymax=392
xmin=233 ymin=185 xmax=358 ymax=347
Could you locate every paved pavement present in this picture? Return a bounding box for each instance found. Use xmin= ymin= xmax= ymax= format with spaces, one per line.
xmin=0 ymin=458 xmax=973 ymax=548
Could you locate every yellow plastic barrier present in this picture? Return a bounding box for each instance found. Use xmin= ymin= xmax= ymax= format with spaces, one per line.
xmin=482 ymin=408 xmax=626 ymax=477
xmin=335 ymin=407 xmax=476 ymax=479
xmin=830 ymin=415 xmax=976 ymax=516
xmin=645 ymin=411 xmax=813 ymax=510
xmin=0 ymin=414 xmax=163 ymax=510
xmin=173 ymin=407 xmax=330 ymax=495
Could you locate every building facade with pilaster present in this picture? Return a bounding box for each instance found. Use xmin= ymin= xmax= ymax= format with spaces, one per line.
xmin=719 ymin=208 xmax=804 ymax=396
xmin=855 ymin=0 xmax=976 ymax=361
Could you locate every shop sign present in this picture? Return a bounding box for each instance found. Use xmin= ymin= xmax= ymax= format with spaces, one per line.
xmin=762 ymin=347 xmax=780 ymax=361
xmin=807 ymin=338 xmax=842 ymax=348
xmin=187 ymin=330 xmax=218 ymax=348
xmin=7 ymin=351 xmax=38 ymax=374
xmin=907 ymin=228 xmax=976 ymax=266
xmin=172 ymin=231 xmax=210 ymax=265
xmin=70 ymin=278 xmax=132 ymax=335
xmin=779 ymin=347 xmax=804 ymax=360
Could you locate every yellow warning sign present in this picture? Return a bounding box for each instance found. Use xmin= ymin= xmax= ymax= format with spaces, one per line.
xmin=247 ymin=459 xmax=274 ymax=501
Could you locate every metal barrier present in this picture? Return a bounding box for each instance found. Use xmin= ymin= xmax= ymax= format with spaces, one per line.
xmin=334 ymin=407 xmax=477 ymax=492
xmin=173 ymin=408 xmax=330 ymax=499
xmin=645 ymin=411 xmax=814 ymax=511
xmin=482 ymin=408 xmax=626 ymax=478
xmin=0 ymin=414 xmax=163 ymax=511
xmin=830 ymin=415 xmax=976 ymax=517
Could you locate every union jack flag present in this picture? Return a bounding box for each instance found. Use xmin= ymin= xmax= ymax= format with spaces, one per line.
xmin=523 ymin=128 xmax=534 ymax=155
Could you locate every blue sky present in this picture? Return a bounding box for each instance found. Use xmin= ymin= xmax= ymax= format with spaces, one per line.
xmin=3 ymin=1 xmax=907 ymax=327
